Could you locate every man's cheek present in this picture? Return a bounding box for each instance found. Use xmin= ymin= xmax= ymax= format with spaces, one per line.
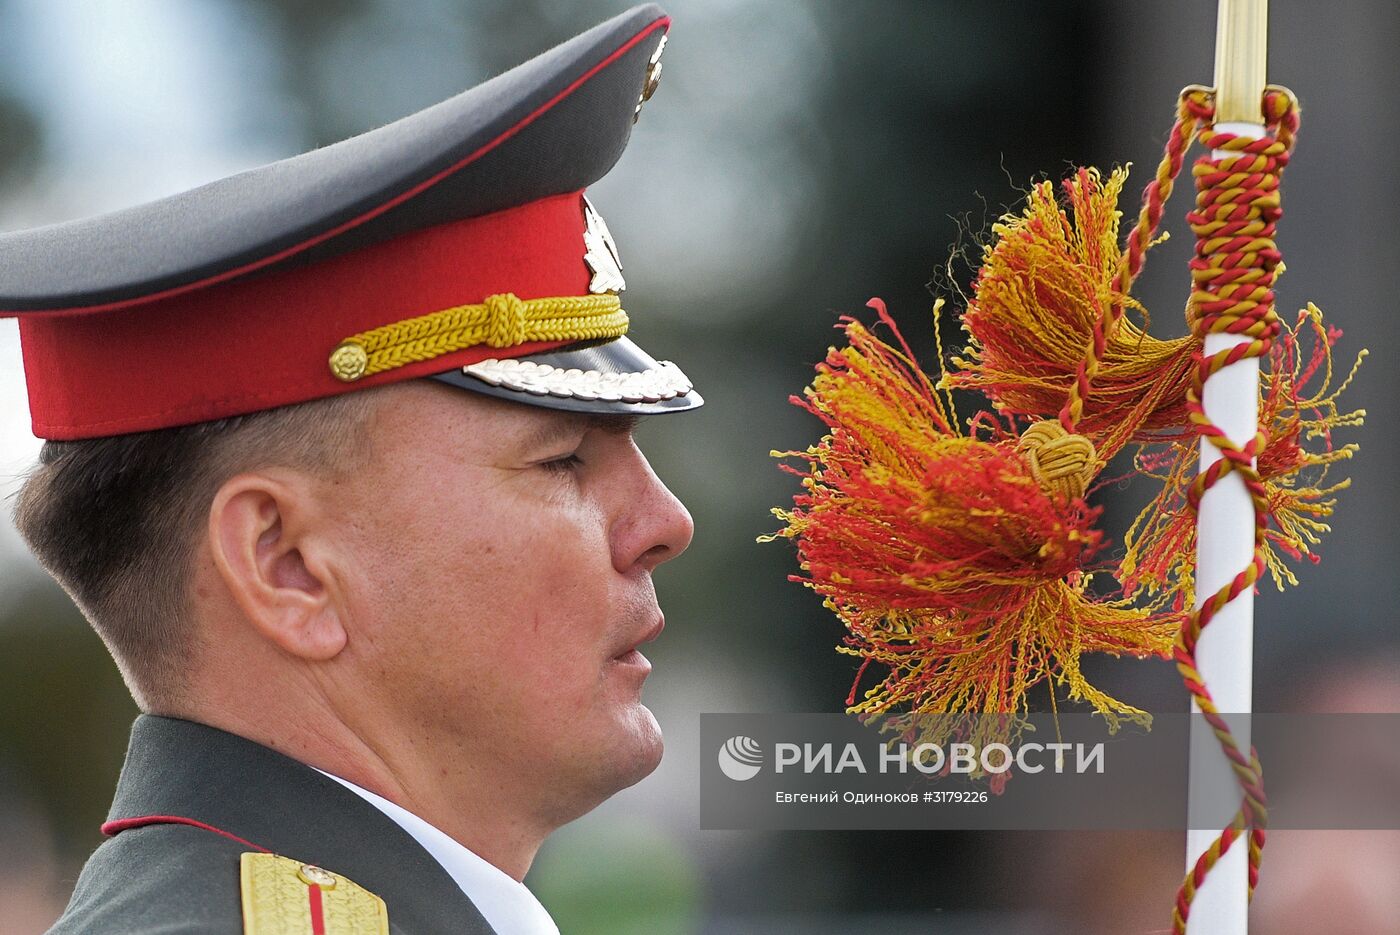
xmin=514 ymin=636 xmax=601 ymax=698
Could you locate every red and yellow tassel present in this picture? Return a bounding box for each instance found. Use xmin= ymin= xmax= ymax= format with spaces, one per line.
xmin=947 ymin=167 xmax=1197 ymax=460
xmin=764 ymin=300 xmax=1174 ymax=741
xmin=1121 ymin=302 xmax=1365 ymax=601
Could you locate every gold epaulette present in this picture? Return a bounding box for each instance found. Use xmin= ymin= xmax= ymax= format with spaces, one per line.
xmin=240 ymin=852 xmax=389 ymax=935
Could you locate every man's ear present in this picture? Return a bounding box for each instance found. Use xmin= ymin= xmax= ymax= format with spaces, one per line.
xmin=207 ymin=472 xmax=348 ymax=661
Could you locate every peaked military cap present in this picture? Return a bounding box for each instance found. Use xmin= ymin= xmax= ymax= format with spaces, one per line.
xmin=1 ymin=4 xmax=699 ymax=441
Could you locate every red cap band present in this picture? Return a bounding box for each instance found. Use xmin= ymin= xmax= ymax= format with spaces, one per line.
xmin=19 ymin=191 xmax=590 ymax=439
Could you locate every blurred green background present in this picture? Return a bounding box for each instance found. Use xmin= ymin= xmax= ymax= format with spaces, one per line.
xmin=1 ymin=2 xmax=1396 ymax=932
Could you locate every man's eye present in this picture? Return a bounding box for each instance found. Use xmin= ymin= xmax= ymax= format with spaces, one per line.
xmin=539 ymin=453 xmax=583 ymax=474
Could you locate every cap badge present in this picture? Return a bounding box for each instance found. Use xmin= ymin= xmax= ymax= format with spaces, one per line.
xmin=634 ymin=33 xmax=667 ymax=122
xmin=582 ymin=196 xmax=625 ymax=295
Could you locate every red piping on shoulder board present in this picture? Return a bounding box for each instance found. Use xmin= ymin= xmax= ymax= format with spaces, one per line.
xmin=11 ymin=15 xmax=670 ymax=318
xmin=309 ymin=882 xmax=327 ymax=934
xmin=101 ymin=815 xmax=270 ymax=853
xmin=107 ymin=814 xmax=333 ymax=933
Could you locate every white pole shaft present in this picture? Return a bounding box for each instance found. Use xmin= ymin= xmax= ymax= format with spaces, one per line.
xmin=1183 ymin=116 xmax=1265 ymax=933
xmin=1183 ymin=5 xmax=1268 ymax=932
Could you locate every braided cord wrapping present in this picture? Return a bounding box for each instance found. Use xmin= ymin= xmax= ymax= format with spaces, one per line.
xmin=1171 ymin=87 xmax=1298 ymax=935
xmin=1043 ymin=91 xmax=1207 ymax=472
xmin=1058 ymin=89 xmax=1206 ymax=437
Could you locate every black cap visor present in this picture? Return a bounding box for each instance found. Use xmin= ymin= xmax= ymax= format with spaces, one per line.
xmin=431 ymin=334 xmax=701 ymax=415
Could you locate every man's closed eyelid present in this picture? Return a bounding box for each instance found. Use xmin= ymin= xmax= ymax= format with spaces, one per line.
xmin=538 ymin=453 xmax=584 ymax=473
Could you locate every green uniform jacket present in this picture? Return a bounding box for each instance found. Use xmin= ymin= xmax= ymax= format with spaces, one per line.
xmin=47 ymin=715 xmax=498 ymax=934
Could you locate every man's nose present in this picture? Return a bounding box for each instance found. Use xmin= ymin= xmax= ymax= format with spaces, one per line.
xmin=611 ymin=444 xmax=694 ymax=574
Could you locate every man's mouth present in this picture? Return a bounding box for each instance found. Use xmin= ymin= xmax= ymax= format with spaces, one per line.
xmin=612 ymin=613 xmax=665 ymax=666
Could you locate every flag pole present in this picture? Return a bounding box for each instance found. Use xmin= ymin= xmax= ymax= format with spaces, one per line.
xmin=1185 ymin=1 xmax=1267 ymax=931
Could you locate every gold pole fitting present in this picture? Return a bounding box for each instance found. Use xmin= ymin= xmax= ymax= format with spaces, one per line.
xmin=1213 ymin=0 xmax=1269 ymax=124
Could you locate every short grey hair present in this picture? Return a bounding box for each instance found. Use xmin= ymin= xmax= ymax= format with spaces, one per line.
xmin=12 ymin=392 xmax=375 ymax=710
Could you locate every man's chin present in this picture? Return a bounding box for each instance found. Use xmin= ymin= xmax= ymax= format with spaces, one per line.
xmin=612 ymin=703 xmax=664 ymax=788
xmin=544 ymin=706 xmax=663 ymax=827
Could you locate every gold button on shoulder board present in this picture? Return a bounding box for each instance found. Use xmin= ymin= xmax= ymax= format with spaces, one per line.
xmin=297 ymin=863 xmax=338 ymax=889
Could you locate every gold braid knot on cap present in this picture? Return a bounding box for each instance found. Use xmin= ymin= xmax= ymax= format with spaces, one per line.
xmin=328 ymin=292 xmax=628 ymax=382
xmin=1016 ymin=420 xmax=1098 ymax=502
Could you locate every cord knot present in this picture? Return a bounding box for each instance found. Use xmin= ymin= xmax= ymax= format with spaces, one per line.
xmin=1017 ymin=420 xmax=1097 ymax=501
xmin=483 ymin=293 xmax=529 ymax=348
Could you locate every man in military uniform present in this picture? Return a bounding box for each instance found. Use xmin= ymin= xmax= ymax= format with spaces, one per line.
xmin=2 ymin=6 xmax=694 ymax=932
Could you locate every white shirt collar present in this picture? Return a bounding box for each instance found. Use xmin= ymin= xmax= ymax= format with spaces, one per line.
xmin=314 ymin=768 xmax=559 ymax=935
